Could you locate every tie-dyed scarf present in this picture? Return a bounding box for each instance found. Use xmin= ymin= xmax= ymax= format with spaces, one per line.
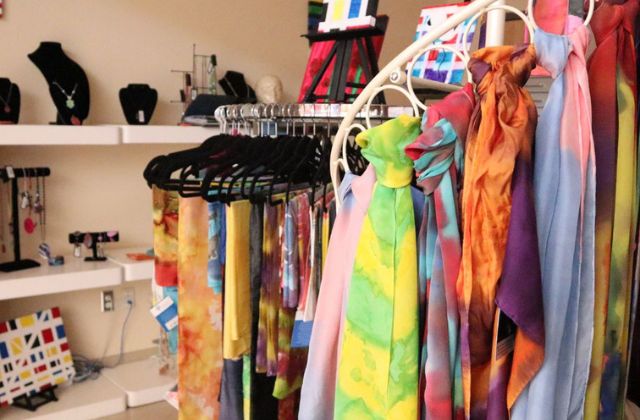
xmin=177 ymin=197 xmax=223 ymax=419
xmin=207 ymin=202 xmax=226 ymax=295
xmin=334 ymin=115 xmax=421 ymax=419
xmin=405 ymin=84 xmax=475 ymax=420
xmin=512 ymin=20 xmax=596 ymax=420
xmin=585 ymin=2 xmax=640 ymax=419
xmin=256 ymin=203 xmax=284 ymax=376
xmin=153 ymin=187 xmax=179 ymax=287
xmin=460 ymin=44 xmax=544 ymax=419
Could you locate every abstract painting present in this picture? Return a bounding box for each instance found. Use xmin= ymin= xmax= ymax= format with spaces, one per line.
xmin=0 ymin=307 xmax=75 ymax=407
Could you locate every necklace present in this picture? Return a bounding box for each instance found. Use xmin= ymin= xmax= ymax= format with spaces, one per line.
xmin=52 ymin=81 xmax=78 ymax=109
xmin=0 ymin=84 xmax=13 ymax=113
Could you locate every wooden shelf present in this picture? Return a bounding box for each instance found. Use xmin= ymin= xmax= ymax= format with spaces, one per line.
xmin=0 ymin=375 xmax=126 ymax=420
xmin=0 ymin=256 xmax=122 ymax=301
xmin=0 ymin=124 xmax=218 ymax=146
xmin=121 ymin=125 xmax=219 ymax=144
xmin=102 ymin=358 xmax=176 ymax=407
xmin=0 ymin=125 xmax=121 ymax=146
xmin=106 ymin=247 xmax=154 ymax=282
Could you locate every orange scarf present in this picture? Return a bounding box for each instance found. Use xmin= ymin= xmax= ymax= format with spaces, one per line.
xmin=459 ymin=44 xmax=544 ymax=418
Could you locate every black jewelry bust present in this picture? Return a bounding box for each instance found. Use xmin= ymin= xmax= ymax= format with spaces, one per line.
xmin=28 ymin=42 xmax=90 ymax=125
xmin=0 ymin=78 xmax=20 ymax=124
xmin=119 ymin=84 xmax=157 ymax=125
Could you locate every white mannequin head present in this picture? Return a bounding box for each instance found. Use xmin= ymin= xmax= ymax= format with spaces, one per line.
xmin=256 ymin=75 xmax=283 ymax=104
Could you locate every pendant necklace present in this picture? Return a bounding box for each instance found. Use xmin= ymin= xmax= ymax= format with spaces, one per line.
xmin=0 ymin=83 xmax=13 ymax=114
xmin=52 ymin=81 xmax=78 ymax=109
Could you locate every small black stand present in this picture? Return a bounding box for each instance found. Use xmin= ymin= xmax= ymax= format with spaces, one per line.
xmin=0 ymin=78 xmax=21 ymax=124
xmin=12 ymin=386 xmax=58 ymax=412
xmin=68 ymin=231 xmax=119 ymax=262
xmin=302 ymin=15 xmax=388 ymax=103
xmin=0 ymin=167 xmax=51 ymax=273
xmin=119 ymin=84 xmax=158 ymax=125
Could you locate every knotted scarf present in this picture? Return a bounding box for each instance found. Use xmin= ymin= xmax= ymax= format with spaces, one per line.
xmin=512 ymin=19 xmax=596 ymax=420
xmin=460 ymin=44 xmax=544 ymax=419
xmin=405 ymin=84 xmax=475 ymax=420
xmin=585 ymin=2 xmax=640 ymax=418
xmin=334 ymin=115 xmax=421 ymax=419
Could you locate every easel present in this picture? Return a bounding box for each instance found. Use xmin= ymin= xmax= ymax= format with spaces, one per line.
xmin=11 ymin=387 xmax=58 ymax=412
xmin=0 ymin=167 xmax=51 ymax=273
xmin=302 ymin=15 xmax=388 ymax=104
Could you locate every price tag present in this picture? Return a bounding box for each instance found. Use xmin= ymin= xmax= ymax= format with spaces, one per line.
xmin=137 ymin=110 xmax=145 ymax=123
xmin=5 ymin=166 xmax=15 ymax=179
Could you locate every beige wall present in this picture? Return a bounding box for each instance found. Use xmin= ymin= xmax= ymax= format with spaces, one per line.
xmin=0 ymin=0 xmax=438 ymax=125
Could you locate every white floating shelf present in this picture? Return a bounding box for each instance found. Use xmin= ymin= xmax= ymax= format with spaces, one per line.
xmin=0 ymin=125 xmax=120 ymax=145
xmin=107 ymin=247 xmax=154 ymax=282
xmin=0 ymin=256 xmax=122 ymax=300
xmin=121 ymin=125 xmax=219 ymax=144
xmin=102 ymin=358 xmax=176 ymax=407
xmin=0 ymin=375 xmax=127 ymax=420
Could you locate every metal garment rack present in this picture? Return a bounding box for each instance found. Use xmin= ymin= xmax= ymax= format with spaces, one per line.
xmin=213 ymin=102 xmax=414 ymax=136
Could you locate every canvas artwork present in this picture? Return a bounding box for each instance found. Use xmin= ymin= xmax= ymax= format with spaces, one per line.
xmin=0 ymin=307 xmax=75 ymax=407
xmin=317 ymin=0 xmax=378 ymax=32
xmin=410 ymin=2 xmax=478 ymax=85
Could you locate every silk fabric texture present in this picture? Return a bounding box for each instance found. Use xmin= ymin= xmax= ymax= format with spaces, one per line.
xmin=460 ymin=44 xmax=544 ymax=419
xmin=152 ymin=187 xmax=179 ymax=287
xmin=334 ymin=115 xmax=421 ymax=419
xmin=177 ymin=197 xmax=223 ymax=419
xmin=512 ymin=20 xmax=596 ymax=420
xmin=405 ymin=83 xmax=475 ymax=420
xmin=586 ymin=2 xmax=640 ymax=419
xmin=299 ymin=169 xmax=374 ymax=420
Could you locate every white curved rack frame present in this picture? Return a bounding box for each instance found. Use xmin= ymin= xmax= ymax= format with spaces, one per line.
xmin=330 ymin=0 xmax=505 ymax=208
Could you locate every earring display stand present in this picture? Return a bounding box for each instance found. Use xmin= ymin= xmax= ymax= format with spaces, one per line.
xmin=0 ymin=166 xmax=51 ymax=273
xmin=68 ymin=231 xmax=119 ymax=262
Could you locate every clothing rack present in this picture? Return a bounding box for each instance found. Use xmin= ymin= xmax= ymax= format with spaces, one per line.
xmin=330 ymin=0 xmax=506 ymax=207
xmin=0 ymin=166 xmax=51 ymax=272
xmin=214 ymin=102 xmax=413 ymax=135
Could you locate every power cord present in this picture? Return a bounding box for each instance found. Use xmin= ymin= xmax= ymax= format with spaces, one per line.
xmin=72 ymin=300 xmax=134 ymax=383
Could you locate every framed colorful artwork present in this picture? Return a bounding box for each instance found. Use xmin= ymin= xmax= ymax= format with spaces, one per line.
xmin=0 ymin=308 xmax=75 ymax=408
xmin=409 ymin=2 xmax=478 ymax=85
xmin=317 ymin=0 xmax=378 ymax=32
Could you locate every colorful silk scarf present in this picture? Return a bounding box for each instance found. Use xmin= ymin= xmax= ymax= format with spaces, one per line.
xmin=257 ymin=203 xmax=284 ymax=376
xmin=405 ymin=84 xmax=475 ymax=420
xmin=334 ymin=115 xmax=421 ymax=420
xmin=177 ymin=197 xmax=223 ymax=419
xmin=283 ymin=201 xmax=300 ymax=309
xmin=512 ymin=20 xmax=595 ymax=420
xmin=461 ymin=45 xmax=544 ymax=419
xmin=153 ymin=187 xmax=179 ymax=287
xmin=299 ymin=170 xmax=374 ymax=420
xmin=586 ymin=2 xmax=640 ymax=418
xmin=296 ymin=194 xmax=312 ymax=314
xmin=208 ymin=202 xmax=226 ymax=295
xmin=223 ymin=200 xmax=252 ymax=360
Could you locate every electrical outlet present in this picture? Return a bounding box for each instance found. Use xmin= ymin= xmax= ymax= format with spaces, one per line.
xmin=101 ymin=290 xmax=115 ymax=312
xmin=124 ymin=287 xmax=135 ymax=307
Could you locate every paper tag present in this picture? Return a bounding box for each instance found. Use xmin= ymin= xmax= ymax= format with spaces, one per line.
xmin=150 ymin=296 xmax=178 ymax=332
xmin=291 ymin=310 xmax=313 ymax=348
xmin=137 ymin=110 xmax=145 ymax=123
xmin=5 ymin=166 xmax=15 ymax=178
